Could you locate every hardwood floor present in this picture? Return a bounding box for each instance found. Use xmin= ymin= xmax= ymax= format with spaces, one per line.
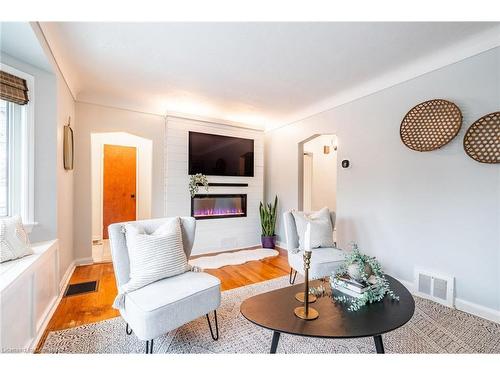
xmin=35 ymin=247 xmax=290 ymax=352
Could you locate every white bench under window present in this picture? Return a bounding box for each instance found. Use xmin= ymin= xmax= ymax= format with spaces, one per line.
xmin=0 ymin=240 xmax=59 ymax=353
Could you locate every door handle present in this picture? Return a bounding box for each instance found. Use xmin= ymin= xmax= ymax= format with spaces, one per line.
xmin=131 ymin=194 xmax=136 ymax=198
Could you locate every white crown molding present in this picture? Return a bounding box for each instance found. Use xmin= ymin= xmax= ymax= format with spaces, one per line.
xmin=166 ymin=111 xmax=265 ymax=132
xmin=75 ymin=99 xmax=166 ymax=117
xmin=30 ymin=22 xmax=77 ymax=101
xmin=267 ymin=25 xmax=500 ymax=132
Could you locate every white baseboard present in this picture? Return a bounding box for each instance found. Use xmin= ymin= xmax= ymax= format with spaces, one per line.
xmin=76 ymin=257 xmax=94 ymax=266
xmin=59 ymin=260 xmax=76 ymax=292
xmin=31 ymin=256 xmax=91 ymax=352
xmin=455 ymin=298 xmax=500 ymax=324
xmin=394 ymin=277 xmax=500 ymax=324
xmin=276 ymin=241 xmax=287 ymax=249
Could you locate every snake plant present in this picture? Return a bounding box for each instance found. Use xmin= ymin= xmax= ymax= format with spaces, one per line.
xmin=259 ymin=196 xmax=278 ymax=236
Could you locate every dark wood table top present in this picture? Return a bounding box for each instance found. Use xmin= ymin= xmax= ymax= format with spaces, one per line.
xmin=240 ymin=275 xmax=415 ymax=339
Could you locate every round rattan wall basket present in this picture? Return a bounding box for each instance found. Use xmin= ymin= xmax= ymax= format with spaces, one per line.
xmin=463 ymin=111 xmax=500 ymax=164
xmin=400 ymin=99 xmax=462 ymax=152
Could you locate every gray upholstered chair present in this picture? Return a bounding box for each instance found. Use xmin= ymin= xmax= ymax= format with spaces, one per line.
xmin=108 ymin=217 xmax=221 ymax=353
xmin=283 ymin=210 xmax=345 ymax=284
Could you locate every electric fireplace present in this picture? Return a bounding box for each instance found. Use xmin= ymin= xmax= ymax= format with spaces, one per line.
xmin=191 ymin=194 xmax=247 ymax=220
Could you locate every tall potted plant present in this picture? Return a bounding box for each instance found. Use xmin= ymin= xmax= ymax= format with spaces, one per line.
xmin=259 ymin=195 xmax=278 ymax=249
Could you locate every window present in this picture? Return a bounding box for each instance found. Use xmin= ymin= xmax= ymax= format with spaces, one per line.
xmin=0 ymin=100 xmax=8 ymax=216
xmin=0 ymin=66 xmax=35 ymax=229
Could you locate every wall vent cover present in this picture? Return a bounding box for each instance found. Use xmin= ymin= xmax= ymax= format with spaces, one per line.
xmin=414 ymin=269 xmax=454 ymax=307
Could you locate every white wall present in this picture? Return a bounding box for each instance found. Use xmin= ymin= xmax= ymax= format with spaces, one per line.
xmin=165 ymin=116 xmax=264 ymax=255
xmin=265 ymin=47 xmax=500 ymax=313
xmin=74 ymin=102 xmax=165 ymax=260
xmin=55 ymin=63 xmax=76 ymax=277
xmin=1 ymin=24 xmax=76 ymax=286
xmin=91 ymin=132 xmax=152 ymax=240
xmin=303 ymin=135 xmax=337 ymax=211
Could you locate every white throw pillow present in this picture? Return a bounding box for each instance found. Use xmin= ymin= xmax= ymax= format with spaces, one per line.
xmin=0 ymin=215 xmax=33 ymax=263
xmin=292 ymin=207 xmax=334 ymax=250
xmin=113 ymin=217 xmax=190 ymax=309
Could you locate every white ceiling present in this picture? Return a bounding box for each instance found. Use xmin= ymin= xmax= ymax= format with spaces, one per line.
xmin=1 ymin=22 xmax=53 ymax=72
xmin=39 ymin=22 xmax=500 ymax=129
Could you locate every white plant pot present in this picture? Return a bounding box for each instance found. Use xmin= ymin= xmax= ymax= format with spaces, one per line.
xmin=347 ymin=262 xmax=373 ymax=282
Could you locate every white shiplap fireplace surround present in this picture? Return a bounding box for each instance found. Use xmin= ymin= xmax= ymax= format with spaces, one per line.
xmin=165 ymin=116 xmax=264 ymax=256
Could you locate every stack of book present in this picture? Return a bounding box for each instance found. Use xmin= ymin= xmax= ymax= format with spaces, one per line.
xmin=331 ymin=274 xmax=377 ymax=298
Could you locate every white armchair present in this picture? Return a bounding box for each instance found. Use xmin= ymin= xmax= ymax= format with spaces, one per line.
xmin=108 ymin=217 xmax=221 ymax=353
xmin=282 ymin=210 xmax=345 ymax=284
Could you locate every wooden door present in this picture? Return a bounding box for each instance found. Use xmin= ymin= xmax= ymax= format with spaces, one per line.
xmin=103 ymin=144 xmax=137 ymax=239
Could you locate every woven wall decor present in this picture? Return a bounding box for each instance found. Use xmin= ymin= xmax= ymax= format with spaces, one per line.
xmin=400 ymin=99 xmax=462 ymax=152
xmin=463 ymin=112 xmax=500 ymax=164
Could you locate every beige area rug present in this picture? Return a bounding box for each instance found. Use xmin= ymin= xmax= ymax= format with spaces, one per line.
xmin=189 ymin=248 xmax=279 ymax=270
xmin=41 ymin=276 xmax=500 ymax=354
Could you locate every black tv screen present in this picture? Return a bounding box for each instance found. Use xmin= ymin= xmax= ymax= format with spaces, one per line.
xmin=189 ymin=132 xmax=254 ymax=177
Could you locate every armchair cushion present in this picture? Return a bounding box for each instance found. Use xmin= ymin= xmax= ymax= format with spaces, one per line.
xmin=121 ymin=271 xmax=221 ymax=340
xmin=108 ymin=217 xmax=196 ymax=288
xmin=1 ymin=216 xmax=33 ymax=263
xmin=113 ymin=217 xmax=190 ymax=309
xmin=291 ymin=207 xmax=335 ymax=250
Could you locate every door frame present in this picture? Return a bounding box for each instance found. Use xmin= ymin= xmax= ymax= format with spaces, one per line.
xmin=302 ymin=152 xmax=313 ymax=212
xmin=99 ymin=143 xmax=139 ymax=240
xmin=298 ymin=133 xmax=337 ymax=211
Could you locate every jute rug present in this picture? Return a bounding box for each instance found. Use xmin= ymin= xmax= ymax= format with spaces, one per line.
xmin=41 ymin=276 xmax=500 ymax=354
xmin=189 ymin=248 xmax=279 ymax=270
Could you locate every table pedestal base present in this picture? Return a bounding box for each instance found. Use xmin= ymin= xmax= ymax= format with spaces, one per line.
xmin=269 ymin=331 xmax=385 ymax=354
xmin=270 ymin=331 xmax=281 ymax=354
xmin=374 ymin=335 xmax=385 ymax=353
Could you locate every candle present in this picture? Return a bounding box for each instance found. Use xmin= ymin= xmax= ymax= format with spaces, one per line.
xmin=304 ymin=222 xmax=312 ymax=251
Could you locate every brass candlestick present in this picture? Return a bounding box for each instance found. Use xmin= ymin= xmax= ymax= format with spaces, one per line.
xmin=294 ymin=292 xmax=317 ymax=303
xmin=294 ymin=250 xmax=319 ymax=320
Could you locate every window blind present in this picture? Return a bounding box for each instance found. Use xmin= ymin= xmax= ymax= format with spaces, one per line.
xmin=0 ymin=70 xmax=29 ymax=105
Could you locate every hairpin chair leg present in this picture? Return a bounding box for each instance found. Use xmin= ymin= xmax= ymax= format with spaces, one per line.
xmin=206 ymin=310 xmax=219 ymax=341
xmin=125 ymin=323 xmax=133 ymax=335
xmin=145 ymin=339 xmax=154 ymax=354
xmin=289 ymin=268 xmax=297 ymax=284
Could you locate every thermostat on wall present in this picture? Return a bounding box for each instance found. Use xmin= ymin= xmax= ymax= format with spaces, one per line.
xmin=341 ymin=159 xmax=350 ymax=169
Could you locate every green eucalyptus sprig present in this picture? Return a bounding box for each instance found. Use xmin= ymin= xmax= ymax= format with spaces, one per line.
xmin=189 ymin=174 xmax=209 ymax=198
xmin=329 ymin=242 xmax=399 ymax=311
xmin=337 ymin=242 xmax=383 ymax=282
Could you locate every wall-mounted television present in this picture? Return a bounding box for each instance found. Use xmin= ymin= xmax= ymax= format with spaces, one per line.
xmin=188 ymin=132 xmax=254 ymax=177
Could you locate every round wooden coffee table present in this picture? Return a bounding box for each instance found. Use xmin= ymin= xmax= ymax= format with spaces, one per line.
xmin=240 ymin=275 xmax=414 ymax=353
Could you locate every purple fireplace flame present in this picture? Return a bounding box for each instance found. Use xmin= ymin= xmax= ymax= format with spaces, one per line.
xmin=191 ymin=194 xmax=247 ymax=220
xmin=194 ymin=207 xmax=245 ymax=217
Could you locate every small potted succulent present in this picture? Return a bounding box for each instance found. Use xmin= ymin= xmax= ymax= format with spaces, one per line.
xmin=259 ymin=196 xmax=278 ymax=249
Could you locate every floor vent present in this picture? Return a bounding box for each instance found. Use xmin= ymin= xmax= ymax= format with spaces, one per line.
xmin=415 ymin=270 xmax=454 ymax=307
xmin=64 ymin=281 xmax=99 ymax=297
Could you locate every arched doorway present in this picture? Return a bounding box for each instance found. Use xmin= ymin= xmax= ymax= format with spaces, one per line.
xmin=90 ymin=132 xmax=153 ymax=263
xmin=298 ymin=134 xmax=338 ymax=212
